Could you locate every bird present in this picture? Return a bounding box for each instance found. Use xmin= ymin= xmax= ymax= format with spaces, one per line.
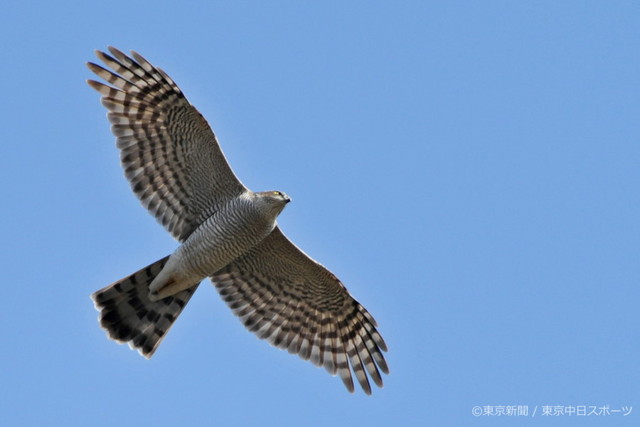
xmin=87 ymin=47 xmax=388 ymax=394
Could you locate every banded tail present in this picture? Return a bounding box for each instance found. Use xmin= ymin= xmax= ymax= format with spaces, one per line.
xmin=91 ymin=256 xmax=199 ymax=358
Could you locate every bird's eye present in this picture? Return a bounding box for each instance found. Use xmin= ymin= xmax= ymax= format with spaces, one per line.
xmin=274 ymin=191 xmax=281 ymax=196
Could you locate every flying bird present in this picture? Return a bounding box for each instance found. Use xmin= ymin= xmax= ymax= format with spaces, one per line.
xmin=87 ymin=47 xmax=388 ymax=394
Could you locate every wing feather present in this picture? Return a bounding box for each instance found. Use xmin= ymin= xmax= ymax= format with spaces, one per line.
xmin=211 ymin=227 xmax=388 ymax=394
xmin=88 ymin=47 xmax=246 ymax=241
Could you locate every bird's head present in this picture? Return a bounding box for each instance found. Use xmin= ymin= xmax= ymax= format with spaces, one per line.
xmin=255 ymin=190 xmax=291 ymax=217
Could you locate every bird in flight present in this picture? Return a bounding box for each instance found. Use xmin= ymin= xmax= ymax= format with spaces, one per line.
xmin=87 ymin=47 xmax=388 ymax=394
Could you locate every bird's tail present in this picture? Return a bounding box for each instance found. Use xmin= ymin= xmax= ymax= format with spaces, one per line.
xmin=91 ymin=256 xmax=199 ymax=358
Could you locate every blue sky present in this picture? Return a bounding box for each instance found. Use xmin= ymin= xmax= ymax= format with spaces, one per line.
xmin=1 ymin=1 xmax=638 ymax=426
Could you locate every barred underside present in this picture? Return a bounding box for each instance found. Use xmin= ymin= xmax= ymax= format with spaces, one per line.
xmin=91 ymin=256 xmax=198 ymax=358
xmin=211 ymin=228 xmax=389 ymax=394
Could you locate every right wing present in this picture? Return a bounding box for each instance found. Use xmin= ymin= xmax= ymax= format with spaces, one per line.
xmin=87 ymin=47 xmax=247 ymax=241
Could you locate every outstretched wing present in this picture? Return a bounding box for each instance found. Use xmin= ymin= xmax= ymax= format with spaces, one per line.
xmin=87 ymin=47 xmax=246 ymax=241
xmin=210 ymin=227 xmax=389 ymax=394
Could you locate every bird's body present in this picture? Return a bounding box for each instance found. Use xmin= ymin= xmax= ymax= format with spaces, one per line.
xmin=88 ymin=47 xmax=388 ymax=394
xmin=149 ymin=191 xmax=290 ymax=300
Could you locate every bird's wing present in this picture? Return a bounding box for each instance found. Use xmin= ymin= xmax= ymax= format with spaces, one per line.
xmin=210 ymin=227 xmax=389 ymax=394
xmin=87 ymin=47 xmax=246 ymax=241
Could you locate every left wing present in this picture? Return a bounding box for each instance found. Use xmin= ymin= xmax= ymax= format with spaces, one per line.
xmin=210 ymin=227 xmax=388 ymax=394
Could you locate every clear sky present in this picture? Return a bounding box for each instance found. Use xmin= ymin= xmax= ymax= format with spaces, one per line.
xmin=1 ymin=2 xmax=638 ymax=426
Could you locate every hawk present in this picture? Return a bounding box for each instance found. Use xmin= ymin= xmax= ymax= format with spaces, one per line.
xmin=87 ymin=47 xmax=388 ymax=394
